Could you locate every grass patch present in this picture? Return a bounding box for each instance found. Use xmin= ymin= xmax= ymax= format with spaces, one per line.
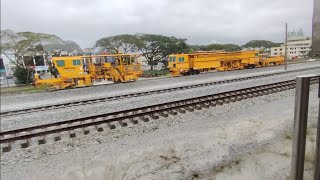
xmin=39 ymin=148 xmax=47 ymax=155
xmin=0 ymin=85 xmax=50 ymax=95
xmin=284 ymin=131 xmax=293 ymax=139
xmin=280 ymin=152 xmax=290 ymax=157
xmin=305 ymin=143 xmax=315 ymax=163
xmin=308 ymin=136 xmax=316 ymax=142
xmin=214 ymin=165 xmax=226 ymax=173
xmin=287 ymin=58 xmax=320 ymax=64
xmin=211 ymin=158 xmax=242 ymax=175
xmin=142 ymin=69 xmax=170 ymax=77
xmin=306 ymin=128 xmax=316 ymax=136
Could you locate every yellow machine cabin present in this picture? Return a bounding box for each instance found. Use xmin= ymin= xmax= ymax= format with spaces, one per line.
xmin=34 ymin=56 xmax=92 ymax=89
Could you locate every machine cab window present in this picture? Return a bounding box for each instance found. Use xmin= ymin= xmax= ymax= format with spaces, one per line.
xmin=56 ymin=60 xmax=65 ymax=67
xmin=169 ymin=56 xmax=173 ymax=62
xmin=106 ymin=57 xmax=116 ymax=65
xmin=173 ymin=56 xmax=176 ymax=62
xmin=73 ymin=59 xmax=81 ymax=66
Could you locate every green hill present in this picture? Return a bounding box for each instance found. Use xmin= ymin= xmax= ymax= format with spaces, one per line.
xmin=243 ymin=40 xmax=280 ymax=48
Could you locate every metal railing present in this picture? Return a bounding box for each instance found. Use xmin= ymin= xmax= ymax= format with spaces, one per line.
xmin=291 ymin=75 xmax=320 ymax=180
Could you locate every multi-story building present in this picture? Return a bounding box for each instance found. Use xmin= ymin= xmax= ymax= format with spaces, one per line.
xmin=1 ymin=51 xmax=52 ymax=75
xmin=270 ymin=30 xmax=312 ymax=59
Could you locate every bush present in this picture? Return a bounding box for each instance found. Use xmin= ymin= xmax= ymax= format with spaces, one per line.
xmin=143 ymin=69 xmax=170 ymax=77
xmin=13 ymin=66 xmax=34 ymax=84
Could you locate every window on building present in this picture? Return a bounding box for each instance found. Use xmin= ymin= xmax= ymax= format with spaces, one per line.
xmin=73 ymin=59 xmax=81 ymax=66
xmin=35 ymin=56 xmax=45 ymax=66
xmin=23 ymin=56 xmax=35 ymax=66
xmin=56 ymin=60 xmax=65 ymax=67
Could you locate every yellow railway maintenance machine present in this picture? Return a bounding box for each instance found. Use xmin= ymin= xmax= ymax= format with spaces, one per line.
xmin=34 ymin=54 xmax=142 ymax=89
xmin=168 ymin=51 xmax=284 ymax=76
xmin=86 ymin=54 xmax=142 ymax=83
xmin=34 ymin=56 xmax=92 ymax=89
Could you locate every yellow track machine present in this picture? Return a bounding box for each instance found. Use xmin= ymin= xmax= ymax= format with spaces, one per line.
xmin=34 ymin=54 xmax=142 ymax=89
xmin=168 ymin=51 xmax=284 ymax=76
xmin=86 ymin=54 xmax=142 ymax=83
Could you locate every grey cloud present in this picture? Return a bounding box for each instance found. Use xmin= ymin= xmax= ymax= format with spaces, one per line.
xmin=1 ymin=0 xmax=314 ymax=47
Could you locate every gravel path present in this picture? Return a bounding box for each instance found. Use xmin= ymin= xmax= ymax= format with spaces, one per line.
xmin=1 ymin=68 xmax=319 ymax=132
xmin=1 ymin=61 xmax=320 ymax=111
xmin=0 ymin=82 xmax=319 ymax=179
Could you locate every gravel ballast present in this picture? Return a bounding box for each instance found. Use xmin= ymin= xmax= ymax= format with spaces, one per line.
xmin=1 ymin=83 xmax=319 ymax=179
xmin=1 ymin=68 xmax=319 ymax=132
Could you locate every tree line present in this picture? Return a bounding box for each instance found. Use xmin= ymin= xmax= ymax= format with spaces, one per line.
xmin=95 ymin=35 xmax=281 ymax=70
xmin=1 ymin=30 xmax=282 ymax=84
xmin=95 ymin=34 xmax=189 ymax=70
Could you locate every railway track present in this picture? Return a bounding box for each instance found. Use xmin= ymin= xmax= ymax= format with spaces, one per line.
xmin=1 ymin=77 xmax=319 ymax=152
xmin=1 ymin=67 xmax=320 ymax=117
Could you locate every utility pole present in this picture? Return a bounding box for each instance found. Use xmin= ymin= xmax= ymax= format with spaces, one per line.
xmin=313 ymin=0 xmax=320 ymax=178
xmin=285 ymin=22 xmax=288 ymax=71
xmin=312 ymin=0 xmax=320 ymax=56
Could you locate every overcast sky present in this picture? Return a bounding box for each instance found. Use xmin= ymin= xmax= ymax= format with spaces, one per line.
xmin=1 ymin=0 xmax=314 ymax=48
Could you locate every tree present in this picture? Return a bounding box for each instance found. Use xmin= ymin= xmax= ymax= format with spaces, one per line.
xmin=13 ymin=66 xmax=34 ymax=84
xmin=1 ymin=30 xmax=53 ymax=67
xmin=1 ymin=30 xmax=54 ymax=84
xmin=95 ymin=34 xmax=139 ymax=54
xmin=243 ymin=40 xmax=280 ymax=49
xmin=188 ymin=43 xmax=241 ymax=52
xmin=95 ymin=34 xmax=188 ymax=70
xmin=135 ymin=34 xmax=188 ymax=70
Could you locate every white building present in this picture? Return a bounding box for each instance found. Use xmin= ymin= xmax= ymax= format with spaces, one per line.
xmin=1 ymin=52 xmax=51 ymax=75
xmin=270 ymin=30 xmax=312 ymax=59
